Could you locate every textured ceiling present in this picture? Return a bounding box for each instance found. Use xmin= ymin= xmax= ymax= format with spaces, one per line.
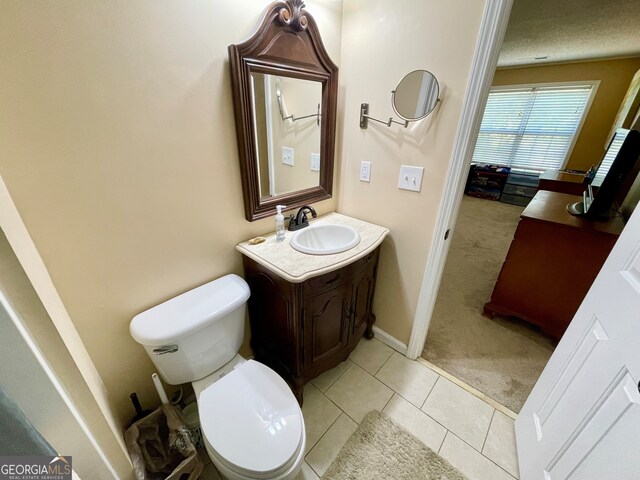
xmin=498 ymin=0 xmax=640 ymax=67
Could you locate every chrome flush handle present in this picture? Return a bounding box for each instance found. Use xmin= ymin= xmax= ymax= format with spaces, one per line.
xmin=153 ymin=345 xmax=178 ymax=355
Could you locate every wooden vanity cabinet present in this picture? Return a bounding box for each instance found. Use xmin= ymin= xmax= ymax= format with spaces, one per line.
xmin=242 ymin=247 xmax=380 ymax=403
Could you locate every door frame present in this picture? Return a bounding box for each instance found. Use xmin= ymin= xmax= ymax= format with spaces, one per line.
xmin=406 ymin=0 xmax=514 ymax=359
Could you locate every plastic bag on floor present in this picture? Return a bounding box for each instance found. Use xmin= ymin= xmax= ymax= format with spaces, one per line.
xmin=125 ymin=404 xmax=204 ymax=480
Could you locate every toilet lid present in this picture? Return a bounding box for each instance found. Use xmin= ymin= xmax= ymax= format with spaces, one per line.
xmin=199 ymin=360 xmax=303 ymax=477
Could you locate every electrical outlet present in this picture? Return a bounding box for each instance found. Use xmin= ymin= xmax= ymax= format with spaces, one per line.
xmin=398 ymin=165 xmax=424 ymax=192
xmin=310 ymin=153 xmax=320 ymax=172
xmin=360 ymin=161 xmax=372 ymax=182
xmin=282 ymin=146 xmax=294 ymax=166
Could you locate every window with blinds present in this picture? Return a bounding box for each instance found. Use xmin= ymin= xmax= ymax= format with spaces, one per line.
xmin=472 ymin=84 xmax=594 ymax=172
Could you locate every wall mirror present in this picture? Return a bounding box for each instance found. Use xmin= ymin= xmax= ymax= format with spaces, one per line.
xmin=360 ymin=69 xmax=440 ymax=129
xmin=229 ymin=0 xmax=338 ymax=221
xmin=393 ymin=70 xmax=440 ymax=121
xmin=251 ymin=73 xmax=322 ymax=199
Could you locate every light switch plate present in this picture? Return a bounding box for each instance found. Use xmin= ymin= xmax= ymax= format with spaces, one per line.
xmin=282 ymin=146 xmax=294 ymax=166
xmin=310 ymin=153 xmax=320 ymax=171
xmin=360 ymin=161 xmax=372 ymax=182
xmin=398 ymin=165 xmax=424 ymax=192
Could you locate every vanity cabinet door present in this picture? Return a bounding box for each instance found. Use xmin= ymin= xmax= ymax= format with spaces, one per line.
xmin=242 ymin=246 xmax=381 ymax=404
xmin=351 ymin=266 xmax=375 ymax=339
xmin=302 ymin=284 xmax=351 ymax=376
xmin=351 ymin=250 xmax=379 ymax=341
xmin=242 ymin=257 xmax=304 ymax=381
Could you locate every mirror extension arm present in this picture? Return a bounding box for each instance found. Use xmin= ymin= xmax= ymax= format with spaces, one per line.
xmin=359 ymin=103 xmax=408 ymax=129
xmin=360 ymin=70 xmax=441 ymax=130
xmin=277 ymin=81 xmax=321 ymax=126
xmin=283 ymin=103 xmax=322 ymax=126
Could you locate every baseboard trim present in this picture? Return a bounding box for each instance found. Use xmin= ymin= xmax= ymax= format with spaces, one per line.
xmin=372 ymin=326 xmax=407 ymax=355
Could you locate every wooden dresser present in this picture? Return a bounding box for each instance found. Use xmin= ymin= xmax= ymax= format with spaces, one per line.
xmin=538 ymin=170 xmax=587 ymax=196
xmin=484 ymin=190 xmax=624 ymax=338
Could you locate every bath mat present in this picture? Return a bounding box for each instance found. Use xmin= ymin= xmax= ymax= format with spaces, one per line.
xmin=323 ymin=411 xmax=467 ymax=480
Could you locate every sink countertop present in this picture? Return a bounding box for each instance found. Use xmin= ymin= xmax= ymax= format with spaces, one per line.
xmin=235 ymin=212 xmax=389 ymax=283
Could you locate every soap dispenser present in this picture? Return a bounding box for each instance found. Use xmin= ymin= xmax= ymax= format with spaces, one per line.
xmin=275 ymin=205 xmax=286 ymax=242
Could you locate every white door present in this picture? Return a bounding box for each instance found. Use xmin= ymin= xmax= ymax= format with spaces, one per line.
xmin=515 ymin=207 xmax=640 ymax=480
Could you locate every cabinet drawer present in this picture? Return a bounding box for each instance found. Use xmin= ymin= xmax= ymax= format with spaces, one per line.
xmin=305 ymin=269 xmax=350 ymax=296
xmin=303 ymin=249 xmax=379 ymax=297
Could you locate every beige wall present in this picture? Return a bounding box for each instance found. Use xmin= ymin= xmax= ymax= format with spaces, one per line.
xmin=493 ymin=57 xmax=640 ymax=172
xmin=337 ymin=0 xmax=487 ymax=344
xmin=0 ymin=0 xmax=342 ymax=428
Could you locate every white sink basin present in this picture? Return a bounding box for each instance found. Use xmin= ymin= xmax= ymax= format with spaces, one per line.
xmin=290 ymin=224 xmax=360 ymax=255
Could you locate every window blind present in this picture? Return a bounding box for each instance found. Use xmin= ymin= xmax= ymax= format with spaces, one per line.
xmin=472 ymin=85 xmax=593 ymax=172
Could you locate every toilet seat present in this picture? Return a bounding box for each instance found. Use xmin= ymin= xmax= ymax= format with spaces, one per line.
xmin=198 ymin=360 xmax=305 ymax=479
xmin=206 ymin=433 xmax=304 ymax=480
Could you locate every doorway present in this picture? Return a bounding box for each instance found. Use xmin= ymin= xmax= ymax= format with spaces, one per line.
xmin=415 ymin=0 xmax=640 ymax=413
xmin=422 ymin=195 xmax=556 ymax=412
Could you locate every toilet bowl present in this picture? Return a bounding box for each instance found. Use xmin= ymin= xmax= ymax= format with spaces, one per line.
xmin=130 ymin=274 xmax=305 ymax=479
xmin=194 ymin=358 xmax=305 ymax=480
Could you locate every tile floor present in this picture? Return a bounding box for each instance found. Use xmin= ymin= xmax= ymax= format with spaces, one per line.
xmin=200 ymin=337 xmax=520 ymax=480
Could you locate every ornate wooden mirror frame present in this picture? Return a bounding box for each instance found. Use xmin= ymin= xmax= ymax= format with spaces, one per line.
xmin=228 ymin=0 xmax=338 ymax=221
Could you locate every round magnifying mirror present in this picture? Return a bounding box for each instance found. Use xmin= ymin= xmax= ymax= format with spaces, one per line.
xmin=392 ymin=70 xmax=440 ymax=121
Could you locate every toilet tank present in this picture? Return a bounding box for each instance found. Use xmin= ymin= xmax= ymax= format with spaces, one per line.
xmin=130 ymin=274 xmax=250 ymax=385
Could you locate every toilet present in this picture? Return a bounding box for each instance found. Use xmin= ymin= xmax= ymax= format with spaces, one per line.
xmin=129 ymin=274 xmax=306 ymax=480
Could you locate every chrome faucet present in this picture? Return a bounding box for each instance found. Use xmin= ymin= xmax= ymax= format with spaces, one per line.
xmin=288 ymin=205 xmax=317 ymax=231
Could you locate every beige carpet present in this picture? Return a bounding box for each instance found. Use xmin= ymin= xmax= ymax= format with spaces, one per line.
xmin=324 ymin=411 xmax=467 ymax=480
xmin=422 ymin=196 xmax=557 ymax=413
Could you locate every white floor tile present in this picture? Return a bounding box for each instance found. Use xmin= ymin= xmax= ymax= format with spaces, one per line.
xmin=325 ymin=363 xmax=394 ymax=423
xmin=382 ymin=394 xmax=447 ymax=452
xmin=482 ymin=410 xmax=520 ymax=478
xmin=301 ymin=383 xmax=341 ymax=453
xmin=422 ymin=377 xmax=494 ymax=450
xmin=440 ymin=432 xmax=516 ymax=480
xmin=295 ymin=461 xmax=320 ymax=480
xmin=376 ymin=351 xmax=439 ymax=407
xmin=310 ymin=360 xmax=352 ymax=392
xmin=305 ymin=413 xmax=358 ymax=477
xmin=349 ymin=337 xmax=393 ymax=375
